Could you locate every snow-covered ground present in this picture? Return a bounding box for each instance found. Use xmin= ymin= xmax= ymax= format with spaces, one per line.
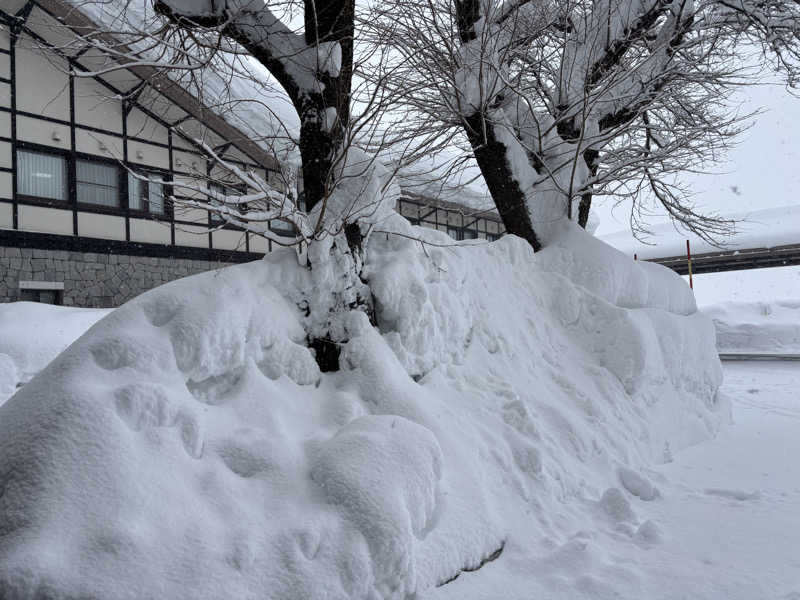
xmin=682 ymin=265 xmax=800 ymax=354
xmin=431 ymin=360 xmax=800 ymax=600
xmin=635 ymin=361 xmax=800 ymax=600
xmin=703 ymin=301 xmax=800 ymax=354
xmin=0 ymin=226 xmax=796 ymax=599
xmin=0 ymin=302 xmax=111 ymax=405
xmin=0 ymin=223 xmax=727 ymax=599
xmin=1 ymin=295 xmax=797 ymax=599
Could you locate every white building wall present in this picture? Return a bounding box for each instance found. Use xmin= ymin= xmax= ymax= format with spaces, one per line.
xmin=0 ymin=142 xmax=10 ymax=168
xmin=16 ymin=115 xmax=71 ymax=151
xmin=0 ymin=112 xmax=11 ymax=139
xmin=130 ymin=218 xmax=172 ymax=245
xmin=77 ymin=213 xmax=126 ymax=241
xmin=18 ymin=206 xmax=73 ymax=235
xmin=75 ymin=129 xmax=124 ymax=160
xmin=14 ymin=45 xmax=70 ymax=121
xmin=0 ymin=6 xmax=288 ymax=294
xmin=213 ymin=229 xmax=247 ymax=251
xmin=0 ymin=173 xmax=11 ymax=200
xmin=0 ymin=51 xmax=9 ymax=78
xmin=0 ymin=202 xmax=12 ymax=228
xmin=74 ymin=76 xmax=124 ymax=134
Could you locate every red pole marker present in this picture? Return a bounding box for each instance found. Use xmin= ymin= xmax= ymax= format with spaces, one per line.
xmin=686 ymin=239 xmax=693 ymax=289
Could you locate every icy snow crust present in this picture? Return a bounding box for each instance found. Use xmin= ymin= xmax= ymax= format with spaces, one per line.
xmin=0 ymin=222 xmax=724 ymax=599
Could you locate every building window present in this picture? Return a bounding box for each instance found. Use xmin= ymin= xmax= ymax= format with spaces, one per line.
xmin=128 ymin=172 xmax=164 ymax=214
xmin=17 ymin=149 xmax=67 ymax=201
xmin=209 ymin=181 xmax=245 ymax=224
xmin=447 ymin=226 xmax=464 ymax=241
xmin=76 ymin=159 xmax=120 ymax=207
xmin=462 ymin=228 xmax=478 ymax=240
xmin=18 ymin=281 xmax=64 ymax=305
xmin=270 ymin=218 xmax=295 ymax=234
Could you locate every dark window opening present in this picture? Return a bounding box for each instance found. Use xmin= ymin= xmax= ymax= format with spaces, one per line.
xmin=20 ymin=288 xmax=63 ymax=305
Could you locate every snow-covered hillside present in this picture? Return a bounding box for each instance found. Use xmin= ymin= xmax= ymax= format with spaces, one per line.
xmin=0 ymin=223 xmax=725 ymax=599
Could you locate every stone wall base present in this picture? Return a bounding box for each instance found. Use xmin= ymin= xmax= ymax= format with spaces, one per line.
xmin=0 ymin=246 xmax=241 ymax=308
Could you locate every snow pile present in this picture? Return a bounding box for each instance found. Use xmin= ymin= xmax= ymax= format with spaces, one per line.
xmin=0 ymin=303 xmax=110 ymax=405
xmin=703 ymin=300 xmax=800 ymax=353
xmin=535 ymin=222 xmax=697 ymax=315
xmin=0 ymin=222 xmax=725 ymax=599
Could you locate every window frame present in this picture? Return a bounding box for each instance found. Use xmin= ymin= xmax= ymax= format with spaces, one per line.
xmin=14 ymin=145 xmax=71 ymax=208
xmin=74 ymin=155 xmax=124 ymax=212
xmin=208 ymin=180 xmax=248 ymax=230
xmin=127 ymin=168 xmax=171 ymax=220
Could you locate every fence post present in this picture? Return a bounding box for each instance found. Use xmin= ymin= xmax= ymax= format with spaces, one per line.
xmin=686 ymin=239 xmax=693 ymax=289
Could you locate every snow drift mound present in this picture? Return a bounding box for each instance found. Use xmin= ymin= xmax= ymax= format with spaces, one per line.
xmin=0 ymin=221 xmax=725 ymax=599
xmin=0 ymin=303 xmax=110 ymax=405
xmin=703 ymin=300 xmax=800 ymax=353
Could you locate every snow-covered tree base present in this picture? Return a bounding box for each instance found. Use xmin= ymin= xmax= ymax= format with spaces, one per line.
xmin=0 ymin=218 xmax=725 ymax=599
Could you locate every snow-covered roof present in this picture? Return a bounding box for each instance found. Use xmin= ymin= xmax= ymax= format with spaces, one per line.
xmin=27 ymin=0 xmax=288 ymax=171
xmin=37 ymin=0 xmax=495 ymax=207
xmin=394 ymin=154 xmax=495 ymax=211
xmin=600 ymin=204 xmax=800 ymax=259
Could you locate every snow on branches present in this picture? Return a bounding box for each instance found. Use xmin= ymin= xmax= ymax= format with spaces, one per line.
xmin=369 ymin=0 xmax=800 ymax=246
xmin=155 ymin=0 xmax=342 ymax=98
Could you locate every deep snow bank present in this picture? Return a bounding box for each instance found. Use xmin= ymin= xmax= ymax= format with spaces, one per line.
xmin=0 ymin=303 xmax=111 ymax=404
xmin=0 ymin=221 xmax=725 ymax=599
xmin=703 ymin=300 xmax=800 ymax=353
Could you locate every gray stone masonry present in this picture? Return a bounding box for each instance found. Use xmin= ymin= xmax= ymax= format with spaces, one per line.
xmin=0 ymin=246 xmax=238 ymax=307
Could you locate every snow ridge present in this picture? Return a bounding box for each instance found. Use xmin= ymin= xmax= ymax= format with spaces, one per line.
xmin=0 ymin=221 xmax=724 ymax=599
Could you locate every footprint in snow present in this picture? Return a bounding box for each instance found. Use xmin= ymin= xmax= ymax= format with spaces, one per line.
xmin=704 ymin=488 xmax=761 ymax=501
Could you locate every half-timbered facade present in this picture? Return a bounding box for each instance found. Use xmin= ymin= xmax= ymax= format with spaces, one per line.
xmin=0 ymin=0 xmax=504 ymax=307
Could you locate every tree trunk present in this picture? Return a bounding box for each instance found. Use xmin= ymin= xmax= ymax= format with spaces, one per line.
xmin=455 ymin=0 xmax=541 ymax=251
xmin=464 ymin=115 xmax=542 ymax=251
xmin=299 ymin=0 xmax=355 ymax=214
xmin=578 ymin=148 xmax=599 ymax=228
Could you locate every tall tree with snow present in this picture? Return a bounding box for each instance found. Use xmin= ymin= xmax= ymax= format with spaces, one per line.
xmin=369 ymin=0 xmax=800 ymax=248
xmin=155 ymin=0 xmax=353 ymax=218
xmin=144 ymin=0 xmax=395 ymax=368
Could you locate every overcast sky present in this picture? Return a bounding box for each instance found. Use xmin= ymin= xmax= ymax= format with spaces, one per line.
xmin=595 ymin=81 xmax=800 ymax=237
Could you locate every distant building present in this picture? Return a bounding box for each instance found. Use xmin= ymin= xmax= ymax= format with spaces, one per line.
xmin=0 ymin=0 xmax=503 ymax=308
xmin=397 ymin=194 xmax=504 ymax=242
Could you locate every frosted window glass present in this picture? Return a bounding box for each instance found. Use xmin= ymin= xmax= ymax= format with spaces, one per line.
xmin=128 ymin=172 xmax=164 ymax=214
xmin=77 ymin=160 xmax=119 ymax=207
xmin=148 ymin=179 xmax=164 ymax=214
xmin=17 ymin=150 xmax=67 ymax=201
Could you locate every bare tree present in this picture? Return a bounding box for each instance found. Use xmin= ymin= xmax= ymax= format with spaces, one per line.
xmin=32 ymin=0 xmax=407 ymax=369
xmin=366 ymin=0 xmax=800 ymax=248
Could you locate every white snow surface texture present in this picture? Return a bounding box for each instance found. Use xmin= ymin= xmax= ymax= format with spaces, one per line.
xmin=703 ymin=300 xmax=800 ymax=353
xmin=0 ymin=303 xmax=110 ymax=405
xmin=0 ymin=221 xmax=725 ymax=599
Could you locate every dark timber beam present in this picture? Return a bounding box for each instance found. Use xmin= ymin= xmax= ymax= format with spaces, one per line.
xmin=10 ymin=1 xmax=36 ymax=38
xmin=122 ymin=80 xmax=148 ymax=118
